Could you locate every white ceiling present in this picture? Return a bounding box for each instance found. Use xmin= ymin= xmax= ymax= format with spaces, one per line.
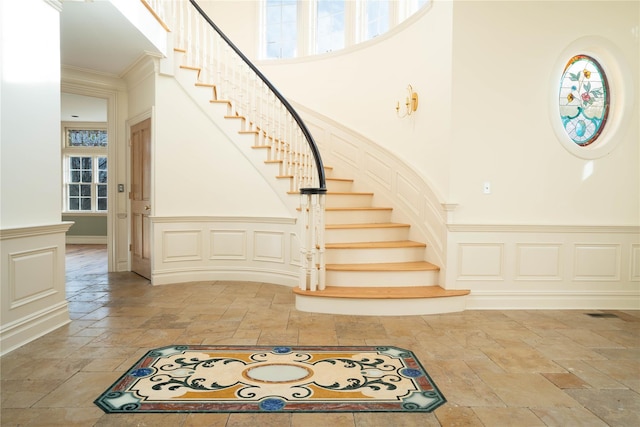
xmin=60 ymin=0 xmax=164 ymax=122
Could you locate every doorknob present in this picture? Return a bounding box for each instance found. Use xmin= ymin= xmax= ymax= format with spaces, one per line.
xmin=144 ymin=205 xmax=151 ymax=211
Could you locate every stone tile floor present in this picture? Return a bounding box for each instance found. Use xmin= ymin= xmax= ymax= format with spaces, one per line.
xmin=1 ymin=245 xmax=639 ymax=426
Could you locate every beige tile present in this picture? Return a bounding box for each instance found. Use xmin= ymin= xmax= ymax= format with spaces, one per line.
xmin=434 ymin=405 xmax=484 ymax=426
xmin=532 ymin=407 xmax=610 ymax=427
xmin=478 ymin=373 xmax=579 ymax=407
xmin=227 ymin=412 xmax=292 ymax=427
xmin=564 ymin=388 xmax=640 ymax=427
xmin=482 ymin=346 xmax=565 ymax=373
xmin=34 ymin=371 xmax=122 ymax=408
xmin=183 ymin=413 xmax=230 ymax=426
xmin=354 ymin=412 xmax=440 ymax=426
xmin=542 ymin=372 xmax=591 ymax=389
xmin=473 ymin=407 xmax=546 ymax=426
xmin=293 ymin=412 xmax=354 ymax=427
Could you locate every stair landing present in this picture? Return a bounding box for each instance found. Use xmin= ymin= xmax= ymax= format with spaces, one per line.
xmin=293 ymin=286 xmax=470 ymax=316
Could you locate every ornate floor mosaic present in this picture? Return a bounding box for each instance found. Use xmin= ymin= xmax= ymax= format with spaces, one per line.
xmin=94 ymin=345 xmax=446 ymax=413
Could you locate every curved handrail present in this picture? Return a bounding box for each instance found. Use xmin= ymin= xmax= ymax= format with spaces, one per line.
xmin=189 ymin=0 xmax=326 ymax=194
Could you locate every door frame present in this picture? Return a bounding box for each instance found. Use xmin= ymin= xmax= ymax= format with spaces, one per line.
xmin=61 ymin=82 xmax=119 ymax=272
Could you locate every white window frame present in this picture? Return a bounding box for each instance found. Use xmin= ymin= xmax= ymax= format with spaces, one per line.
xmin=260 ymin=1 xmax=430 ymax=59
xmin=62 ymin=123 xmax=108 ymax=214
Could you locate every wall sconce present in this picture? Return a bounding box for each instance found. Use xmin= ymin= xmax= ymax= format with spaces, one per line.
xmin=396 ymin=84 xmax=419 ymax=118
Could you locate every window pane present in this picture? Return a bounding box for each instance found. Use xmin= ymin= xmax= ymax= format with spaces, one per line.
xmin=68 ymin=129 xmax=107 ymax=147
xmin=82 ymin=171 xmax=92 ymax=183
xmin=98 ymin=198 xmax=107 ymax=211
xmin=70 ymin=156 xmax=80 ymax=169
xmin=81 ymin=157 xmax=92 ymax=169
xmin=264 ymin=0 xmax=297 ymax=59
xmin=81 ymin=184 xmax=91 ymax=196
xmin=81 ymin=198 xmax=91 ymax=210
xmin=69 ymin=198 xmax=79 ymax=210
xmin=69 ymin=184 xmax=79 ymax=196
xmin=366 ymin=1 xmax=389 ymax=39
xmin=97 ymin=185 xmax=107 ymax=197
xmin=98 ymin=157 xmax=107 ymax=170
xmin=316 ymin=1 xmax=345 ymax=53
xmin=70 ymin=170 xmax=81 ymax=183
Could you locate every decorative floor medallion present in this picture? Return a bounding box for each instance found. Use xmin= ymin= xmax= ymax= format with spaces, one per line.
xmin=94 ymin=345 xmax=446 ymax=413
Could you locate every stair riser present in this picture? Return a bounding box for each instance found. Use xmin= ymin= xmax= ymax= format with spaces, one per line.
xmin=325 ymin=247 xmax=426 ymax=264
xmin=325 ymin=180 xmax=353 ymax=192
xmin=325 ymin=194 xmax=374 ymax=208
xmin=295 ymin=294 xmax=467 ymax=316
xmin=325 ymin=210 xmax=392 ymax=224
xmin=325 ymin=227 xmax=410 ymax=243
xmin=326 ymin=269 xmax=439 ymax=287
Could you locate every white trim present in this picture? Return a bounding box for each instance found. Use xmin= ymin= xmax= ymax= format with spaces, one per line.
xmin=466 ymin=292 xmax=640 ymax=310
xmin=447 ymin=224 xmax=640 ymax=234
xmin=66 ymin=236 xmax=108 ymax=245
xmin=548 ymin=36 xmax=636 ymax=159
xmin=0 ymin=301 xmax=70 ymax=356
xmin=0 ymin=222 xmax=74 ymax=240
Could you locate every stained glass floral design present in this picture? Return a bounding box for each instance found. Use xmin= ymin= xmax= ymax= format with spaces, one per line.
xmin=558 ymin=55 xmax=609 ymax=146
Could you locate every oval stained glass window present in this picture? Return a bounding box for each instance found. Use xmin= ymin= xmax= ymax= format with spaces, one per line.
xmin=558 ymin=55 xmax=609 ymax=146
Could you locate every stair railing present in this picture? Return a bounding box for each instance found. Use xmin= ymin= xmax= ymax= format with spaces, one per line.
xmin=146 ymin=0 xmax=327 ymax=291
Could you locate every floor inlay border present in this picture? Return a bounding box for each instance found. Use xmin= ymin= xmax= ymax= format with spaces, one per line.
xmin=94 ymin=345 xmax=446 ymax=413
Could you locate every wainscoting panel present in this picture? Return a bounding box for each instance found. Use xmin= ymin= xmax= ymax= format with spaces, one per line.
xmin=457 ymin=243 xmax=504 ymax=280
xmin=632 ymin=244 xmax=640 ymax=281
xmin=253 ymin=231 xmax=285 ymax=263
xmin=396 ymin=173 xmax=422 ymax=217
xmin=152 ymin=217 xmax=298 ymax=286
xmin=447 ymin=225 xmax=640 ymax=309
xmin=0 ymin=223 xmax=72 ymax=356
xmin=330 ymin=133 xmax=358 ymax=170
xmin=364 ymin=151 xmax=393 ymax=191
xmin=516 ymin=244 xmax=562 ymax=281
xmin=162 ymin=230 xmax=203 ymax=262
xmin=9 ymin=247 xmax=58 ymax=309
xmin=210 ymin=230 xmax=247 ymax=260
xmin=574 ymin=244 xmax=621 ymax=281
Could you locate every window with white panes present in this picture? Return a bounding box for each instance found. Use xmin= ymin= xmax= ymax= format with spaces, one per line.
xmin=62 ymin=127 xmax=108 ymax=212
xmin=261 ymin=0 xmax=430 ymax=59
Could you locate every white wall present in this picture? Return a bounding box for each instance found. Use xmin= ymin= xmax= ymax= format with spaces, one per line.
xmin=1 ymin=0 xmax=63 ymax=227
xmin=245 ymin=1 xmax=639 ymax=227
xmin=153 ymin=72 xmax=292 ymax=217
xmin=449 ymin=0 xmax=639 ymax=225
xmin=0 ymin=0 xmax=71 ymax=355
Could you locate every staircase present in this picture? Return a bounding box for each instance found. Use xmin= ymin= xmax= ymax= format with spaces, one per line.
xmin=165 ymin=1 xmax=469 ymax=316
xmin=293 ymin=168 xmax=469 ymax=316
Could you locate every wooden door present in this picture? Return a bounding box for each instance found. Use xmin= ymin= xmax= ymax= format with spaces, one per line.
xmin=130 ymin=118 xmax=151 ymax=279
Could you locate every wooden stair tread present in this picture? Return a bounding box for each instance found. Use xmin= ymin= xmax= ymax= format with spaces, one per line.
xmin=325 ymin=207 xmax=392 ymax=211
xmin=325 ymin=261 xmax=439 ymax=271
xmin=293 ymin=285 xmax=469 ymax=299
xmin=327 ymin=178 xmax=354 ymax=182
xmin=326 ymin=223 xmax=409 ymax=230
xmin=326 ymin=240 xmax=426 ymax=249
xmin=327 ymin=191 xmax=374 ymax=196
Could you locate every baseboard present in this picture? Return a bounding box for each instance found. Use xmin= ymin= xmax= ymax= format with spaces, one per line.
xmin=0 ymin=301 xmax=70 ymax=356
xmin=66 ymin=235 xmax=108 ymax=244
xmin=466 ymin=292 xmax=640 ymax=310
xmin=151 ymin=267 xmax=298 ymax=287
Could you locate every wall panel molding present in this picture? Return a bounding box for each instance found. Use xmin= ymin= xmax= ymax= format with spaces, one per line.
xmin=9 ymin=246 xmax=58 ymax=309
xmin=1 ymin=223 xmax=71 ymax=355
xmin=151 ymin=217 xmax=298 ymax=286
xmin=447 ymin=225 xmax=640 ymax=309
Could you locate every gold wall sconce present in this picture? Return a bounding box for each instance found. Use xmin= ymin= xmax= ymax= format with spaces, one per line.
xmin=396 ymin=84 xmax=419 ymax=118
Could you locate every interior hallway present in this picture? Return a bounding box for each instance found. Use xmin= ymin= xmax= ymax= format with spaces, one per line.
xmin=0 ymin=244 xmax=638 ymax=426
